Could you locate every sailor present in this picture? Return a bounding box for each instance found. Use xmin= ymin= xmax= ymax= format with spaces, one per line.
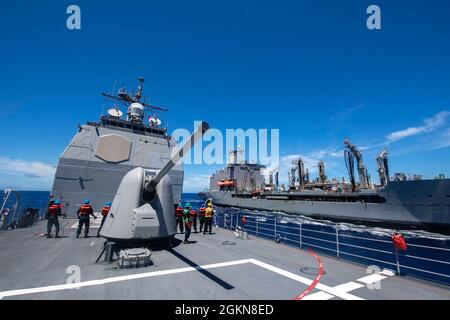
xmin=0 ymin=208 xmax=9 ymax=231
xmin=190 ymin=207 xmax=198 ymax=233
xmin=183 ymin=203 xmax=193 ymax=244
xmin=76 ymin=199 xmax=96 ymax=238
xmin=203 ymin=202 xmax=213 ymax=235
xmin=175 ymin=203 xmax=184 ymax=233
xmin=44 ymin=194 xmax=54 ymax=219
xmin=97 ymin=201 xmax=111 ymax=238
xmin=46 ymin=200 xmax=63 ymax=238
xmin=199 ymin=207 xmax=206 ymax=233
xmin=241 ymin=213 xmax=247 ymax=230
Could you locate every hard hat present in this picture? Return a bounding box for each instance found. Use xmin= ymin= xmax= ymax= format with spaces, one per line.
xmin=208 ymin=203 xmax=212 ymax=207
xmin=54 ymin=200 xmax=61 ymax=205
xmin=83 ymin=199 xmax=90 ymax=204
xmin=106 ymin=202 xmax=112 ymax=206
xmin=186 ymin=203 xmax=191 ymax=207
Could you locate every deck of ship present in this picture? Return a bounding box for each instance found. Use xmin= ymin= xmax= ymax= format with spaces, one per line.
xmin=0 ymin=219 xmax=448 ymax=300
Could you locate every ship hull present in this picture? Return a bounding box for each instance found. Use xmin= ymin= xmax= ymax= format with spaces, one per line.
xmin=205 ymin=179 xmax=450 ymax=231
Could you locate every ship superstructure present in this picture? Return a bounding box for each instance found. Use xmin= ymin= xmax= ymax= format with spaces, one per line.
xmin=51 ymin=78 xmax=183 ymax=216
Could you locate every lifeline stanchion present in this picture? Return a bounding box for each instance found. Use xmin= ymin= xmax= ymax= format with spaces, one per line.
xmin=299 ymin=219 xmax=303 ymax=249
xmin=336 ymin=226 xmax=340 ymax=258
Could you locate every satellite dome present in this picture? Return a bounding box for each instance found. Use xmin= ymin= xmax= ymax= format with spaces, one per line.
xmin=128 ymin=103 xmax=145 ymax=123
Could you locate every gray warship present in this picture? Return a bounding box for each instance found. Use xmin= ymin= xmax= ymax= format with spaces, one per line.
xmin=51 ymin=78 xmax=184 ymax=216
xmin=204 ymin=142 xmax=450 ymax=231
xmin=0 ymin=79 xmax=449 ymax=300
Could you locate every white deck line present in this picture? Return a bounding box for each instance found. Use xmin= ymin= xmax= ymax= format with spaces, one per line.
xmin=0 ymin=259 xmax=253 ymax=299
xmin=357 ymin=274 xmax=387 ymax=284
xmin=302 ymin=291 xmax=334 ymax=300
xmin=0 ymin=258 xmax=364 ymax=300
xmin=331 ymin=282 xmax=365 ymax=293
xmin=249 ymin=259 xmax=364 ymax=300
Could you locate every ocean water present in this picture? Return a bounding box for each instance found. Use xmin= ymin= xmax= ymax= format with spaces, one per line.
xmin=1 ymin=190 xmax=449 ymax=286
xmin=0 ymin=190 xmax=50 ymax=225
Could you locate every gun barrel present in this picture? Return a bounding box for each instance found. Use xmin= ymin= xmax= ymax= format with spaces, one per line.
xmin=145 ymin=121 xmax=209 ymax=192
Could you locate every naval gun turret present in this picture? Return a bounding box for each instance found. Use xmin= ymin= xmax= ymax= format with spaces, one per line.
xmin=100 ymin=121 xmax=209 ymax=243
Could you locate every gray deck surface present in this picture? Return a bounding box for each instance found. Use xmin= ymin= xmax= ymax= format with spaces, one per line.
xmin=0 ymin=220 xmax=448 ymax=300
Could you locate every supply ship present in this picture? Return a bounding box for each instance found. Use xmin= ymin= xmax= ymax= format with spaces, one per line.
xmin=203 ymin=143 xmax=450 ymax=232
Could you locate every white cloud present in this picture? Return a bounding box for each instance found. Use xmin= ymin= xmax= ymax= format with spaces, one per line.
xmin=386 ymin=111 xmax=450 ymax=143
xmin=330 ymin=104 xmax=365 ymax=122
xmin=427 ymin=127 xmax=450 ymax=150
xmin=0 ymin=157 xmax=55 ymax=180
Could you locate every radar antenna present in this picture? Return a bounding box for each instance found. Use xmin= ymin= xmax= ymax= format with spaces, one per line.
xmin=102 ymin=77 xmax=168 ymax=112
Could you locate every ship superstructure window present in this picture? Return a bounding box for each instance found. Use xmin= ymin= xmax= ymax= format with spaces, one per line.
xmin=99 ymin=116 xmax=166 ymax=137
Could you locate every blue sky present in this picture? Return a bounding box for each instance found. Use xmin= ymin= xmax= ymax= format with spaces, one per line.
xmin=0 ymin=0 xmax=449 ymax=192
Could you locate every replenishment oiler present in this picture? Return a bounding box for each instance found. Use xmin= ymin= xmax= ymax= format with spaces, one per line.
xmin=203 ymin=143 xmax=450 ymax=233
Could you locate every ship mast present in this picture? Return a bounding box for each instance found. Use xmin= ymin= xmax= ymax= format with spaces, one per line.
xmin=101 ymin=77 xmax=169 ymax=124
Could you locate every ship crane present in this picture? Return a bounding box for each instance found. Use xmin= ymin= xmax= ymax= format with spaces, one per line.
xmin=318 ymin=161 xmax=327 ymax=184
xmin=289 ymin=167 xmax=296 ymax=190
xmin=274 ymin=170 xmax=279 ymax=189
xmin=376 ymin=149 xmax=390 ymax=187
xmin=344 ymin=138 xmax=369 ymax=191
xmin=292 ymin=158 xmax=306 ymax=190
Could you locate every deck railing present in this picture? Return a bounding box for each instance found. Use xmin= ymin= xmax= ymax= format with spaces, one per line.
xmin=214 ymin=212 xmax=450 ymax=286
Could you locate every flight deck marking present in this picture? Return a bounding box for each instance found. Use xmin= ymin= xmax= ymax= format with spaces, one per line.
xmin=0 ymin=258 xmax=363 ymax=300
xmin=0 ymin=259 xmax=253 ymax=299
xmin=250 ymin=259 xmax=363 ymax=300
xmin=332 ymin=282 xmax=365 ymax=293
xmin=357 ymin=274 xmax=387 ymax=285
xmin=71 ymin=217 xmax=102 ymax=229
xmin=294 ymin=249 xmax=325 ymax=300
xmin=302 ymin=291 xmax=334 ymax=300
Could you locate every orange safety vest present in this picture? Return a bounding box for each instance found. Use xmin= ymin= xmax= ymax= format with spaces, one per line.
xmin=190 ymin=209 xmax=197 ymax=218
xmin=175 ymin=207 xmax=183 ymax=217
xmin=200 ymin=208 xmax=206 ymax=217
xmin=101 ymin=206 xmax=110 ymax=217
xmin=79 ymin=204 xmax=92 ymax=216
xmin=48 ymin=205 xmax=60 ymax=216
